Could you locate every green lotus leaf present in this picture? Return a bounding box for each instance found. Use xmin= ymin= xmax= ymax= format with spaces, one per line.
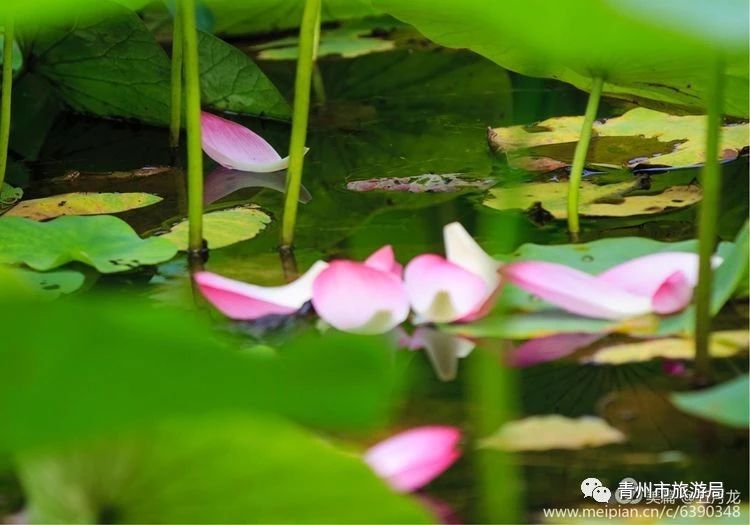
xmin=670 ymin=374 xmax=749 ymax=428
xmin=160 ymin=206 xmax=271 ymax=251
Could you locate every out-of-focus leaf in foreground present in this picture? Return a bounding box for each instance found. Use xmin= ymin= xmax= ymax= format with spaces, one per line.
xmin=670 ymin=375 xmax=749 ymax=428
xmin=0 ymin=296 xmax=402 ymax=452
xmin=0 ymin=216 xmax=177 ymax=273
xmin=18 ymin=414 xmax=432 ymax=524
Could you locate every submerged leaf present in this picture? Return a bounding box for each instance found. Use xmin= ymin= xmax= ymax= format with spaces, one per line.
xmin=586 ymin=330 xmax=749 ymax=365
xmin=479 ymin=415 xmax=626 ymax=451
xmin=19 ymin=414 xmax=432 ymax=524
xmin=490 ymin=108 xmax=749 ymax=170
xmin=670 ymin=375 xmax=749 ymax=428
xmin=484 ymin=181 xmax=701 ymax=219
xmin=160 ymin=206 xmax=271 ymax=251
xmin=347 ymin=174 xmax=495 ymax=193
xmin=4 ymin=192 xmax=162 ymax=221
xmin=0 ymin=215 xmax=177 ymax=273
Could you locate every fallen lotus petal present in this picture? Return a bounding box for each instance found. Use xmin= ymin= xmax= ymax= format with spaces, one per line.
xmin=201 ymin=112 xmax=292 ymax=173
xmin=204 ymin=167 xmax=311 ymax=205
xmin=502 ymin=252 xmax=722 ymax=320
xmin=364 ymin=426 xmax=461 ymax=492
xmin=194 ymin=261 xmax=329 ymax=320
xmin=404 ymin=223 xmax=501 ymax=323
xmin=312 ymin=246 xmax=409 ymax=334
xmin=479 ymin=415 xmax=625 ymax=451
xmin=506 ymin=332 xmax=604 ymax=367
xmin=584 ymin=330 xmax=749 ymax=365
xmin=346 ymin=173 xmax=495 ymax=193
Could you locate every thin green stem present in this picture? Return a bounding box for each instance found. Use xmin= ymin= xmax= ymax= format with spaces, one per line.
xmin=0 ymin=17 xmax=14 ymax=189
xmin=567 ymin=76 xmax=604 ymax=236
xmin=181 ymin=0 xmax=204 ymax=253
xmin=169 ymin=2 xmax=184 ymax=149
xmin=694 ymin=57 xmax=724 ymax=383
xmin=280 ymin=0 xmax=321 ymax=249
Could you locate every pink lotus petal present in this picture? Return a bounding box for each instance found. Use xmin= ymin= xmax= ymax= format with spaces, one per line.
xmin=662 ymin=359 xmax=687 ymax=376
xmin=502 ymin=261 xmax=652 ymax=320
xmin=365 ymin=245 xmax=403 ymax=276
xmin=365 ymin=426 xmax=461 ymax=492
xmin=404 ymin=254 xmax=489 ymax=323
xmin=596 ymin=252 xmax=711 ymax=297
xmin=201 ymin=112 xmax=289 ymax=173
xmin=311 ymin=258 xmax=409 ymax=334
xmin=443 ymin=222 xmax=500 ymax=291
xmin=506 ymin=333 xmax=604 ymax=367
xmin=194 ymin=261 xmax=328 ymax=320
xmin=651 ymin=270 xmax=693 ymax=314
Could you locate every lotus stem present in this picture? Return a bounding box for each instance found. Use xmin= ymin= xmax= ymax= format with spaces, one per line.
xmin=694 ymin=57 xmax=724 ymax=383
xmin=567 ymin=76 xmax=604 ymax=236
xmin=0 ymin=16 xmax=14 ymax=189
xmin=181 ymin=0 xmax=204 ymax=254
xmin=169 ymin=1 xmax=184 ymax=149
xmin=280 ymin=0 xmax=321 ymax=249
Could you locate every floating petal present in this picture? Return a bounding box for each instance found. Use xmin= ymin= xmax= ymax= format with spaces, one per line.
xmin=443 ymin=222 xmax=500 ymax=290
xmin=364 ymin=245 xmax=403 ymax=276
xmin=365 ymin=426 xmax=461 ymax=492
xmin=194 ymin=261 xmax=328 ymax=320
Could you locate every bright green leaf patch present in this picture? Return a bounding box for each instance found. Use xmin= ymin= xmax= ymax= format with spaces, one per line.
xmin=484 ymin=180 xmax=702 ymax=219
xmin=0 ymin=266 xmax=85 ymax=299
xmin=4 ymin=192 xmax=162 ymax=221
xmin=0 ymin=215 xmax=177 ymax=273
xmin=198 ymin=31 xmax=291 ymax=120
xmin=670 ymin=375 xmax=749 ymax=428
xmin=19 ymin=414 xmax=432 ymax=524
xmin=160 ymin=206 xmax=271 ymax=251
xmin=489 ymin=108 xmax=750 ymax=170
xmin=0 ymin=182 xmax=23 ymax=211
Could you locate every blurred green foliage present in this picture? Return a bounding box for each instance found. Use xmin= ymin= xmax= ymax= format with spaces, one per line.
xmin=671 ymin=374 xmax=749 ymax=428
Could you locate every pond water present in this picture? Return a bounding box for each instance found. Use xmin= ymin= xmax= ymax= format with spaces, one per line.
xmin=10 ymin=44 xmax=749 ymax=522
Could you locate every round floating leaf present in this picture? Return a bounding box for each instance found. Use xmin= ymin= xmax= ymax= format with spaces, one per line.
xmin=0 ymin=266 xmax=85 ymax=299
xmin=0 ymin=215 xmax=177 ymax=273
xmin=4 ymin=192 xmax=162 ymax=221
xmin=670 ymin=374 xmax=749 ymax=428
xmin=484 ymin=181 xmax=701 ymax=219
xmin=479 ymin=415 xmax=626 ymax=451
xmin=489 ymin=108 xmax=750 ymax=170
xmin=586 ymin=330 xmax=749 ymax=365
xmin=160 ymin=206 xmax=271 ymax=251
xmin=19 ymin=414 xmax=432 ymax=524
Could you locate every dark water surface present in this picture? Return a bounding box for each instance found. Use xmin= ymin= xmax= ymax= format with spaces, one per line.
xmin=11 ymin=46 xmax=749 ymax=522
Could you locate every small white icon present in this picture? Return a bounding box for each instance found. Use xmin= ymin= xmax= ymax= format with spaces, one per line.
xmin=592 ymin=486 xmax=612 ymax=503
xmin=581 ymin=477 xmax=603 ymax=498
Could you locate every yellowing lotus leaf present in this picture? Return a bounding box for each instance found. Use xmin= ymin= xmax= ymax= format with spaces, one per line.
xmin=483 ymin=181 xmax=701 ymax=219
xmin=160 ymin=206 xmax=271 ymax=251
xmin=587 ymin=330 xmax=749 ymax=365
xmin=4 ymin=192 xmax=162 ymax=221
xmin=479 ymin=415 xmax=626 ymax=451
xmin=490 ymin=108 xmax=749 ymax=170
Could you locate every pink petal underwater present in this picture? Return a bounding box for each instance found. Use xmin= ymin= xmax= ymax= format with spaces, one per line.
xmin=311 ymin=251 xmax=409 ymax=334
xmin=365 ymin=426 xmax=461 ymax=492
xmin=201 ymin=112 xmax=289 ymax=173
xmin=595 ymin=252 xmax=721 ymax=297
xmin=194 ymin=261 xmax=328 ymax=320
xmin=502 ymin=261 xmax=652 ymax=320
xmin=651 ymin=271 xmax=693 ymax=314
xmin=364 ymin=245 xmax=403 ymax=276
xmin=404 ymin=254 xmax=489 ymax=323
xmin=506 ymin=333 xmax=605 ymax=367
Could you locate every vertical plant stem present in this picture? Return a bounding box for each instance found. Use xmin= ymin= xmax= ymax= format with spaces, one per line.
xmin=0 ymin=16 xmax=14 ymax=189
xmin=567 ymin=76 xmax=604 ymax=236
xmin=181 ymin=0 xmax=204 ymax=254
xmin=694 ymin=57 xmax=724 ymax=382
xmin=169 ymin=1 xmax=184 ymax=149
xmin=280 ymin=0 xmax=321 ymax=249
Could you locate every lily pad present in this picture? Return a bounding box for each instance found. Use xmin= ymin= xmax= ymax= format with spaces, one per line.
xmin=4 ymin=192 xmax=162 ymax=221
xmin=479 ymin=415 xmax=626 ymax=451
xmin=585 ymin=330 xmax=749 ymax=365
xmin=489 ymin=108 xmax=749 ymax=170
xmin=0 ymin=215 xmax=177 ymax=273
xmin=160 ymin=206 xmax=271 ymax=251
xmin=0 ymin=182 xmax=23 ymax=211
xmin=19 ymin=414 xmax=432 ymax=524
xmin=670 ymin=374 xmax=749 ymax=428
xmin=0 ymin=266 xmax=85 ymax=299
xmin=484 ymin=180 xmax=701 ymax=219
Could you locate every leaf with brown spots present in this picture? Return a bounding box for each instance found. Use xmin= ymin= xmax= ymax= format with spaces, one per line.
xmin=5 ymin=192 xmax=162 ymax=221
